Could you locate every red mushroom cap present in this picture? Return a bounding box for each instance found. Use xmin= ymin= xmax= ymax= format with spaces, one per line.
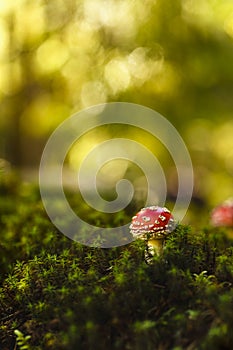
xmin=211 ymin=198 xmax=233 ymax=227
xmin=130 ymin=206 xmax=175 ymax=240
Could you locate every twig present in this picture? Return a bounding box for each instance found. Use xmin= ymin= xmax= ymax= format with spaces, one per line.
xmin=0 ymin=310 xmax=21 ymax=322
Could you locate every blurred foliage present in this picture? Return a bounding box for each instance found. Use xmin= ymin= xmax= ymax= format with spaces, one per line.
xmin=0 ymin=183 xmax=233 ymax=349
xmin=0 ymin=0 xmax=233 ymax=209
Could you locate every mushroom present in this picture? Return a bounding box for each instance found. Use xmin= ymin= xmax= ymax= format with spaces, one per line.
xmin=211 ymin=198 xmax=233 ymax=227
xmin=130 ymin=206 xmax=175 ymax=261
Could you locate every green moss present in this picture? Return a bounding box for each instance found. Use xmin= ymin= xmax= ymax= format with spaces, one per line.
xmin=0 ymin=184 xmax=232 ymax=350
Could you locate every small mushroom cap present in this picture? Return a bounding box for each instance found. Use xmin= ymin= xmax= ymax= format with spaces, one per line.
xmin=130 ymin=205 xmax=175 ymax=240
xmin=211 ymin=198 xmax=233 ymax=227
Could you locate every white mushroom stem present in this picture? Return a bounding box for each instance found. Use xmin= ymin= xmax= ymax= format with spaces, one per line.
xmin=147 ymin=238 xmax=164 ymax=256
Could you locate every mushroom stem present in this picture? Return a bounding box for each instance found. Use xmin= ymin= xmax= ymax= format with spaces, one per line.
xmin=148 ymin=238 xmax=164 ymax=256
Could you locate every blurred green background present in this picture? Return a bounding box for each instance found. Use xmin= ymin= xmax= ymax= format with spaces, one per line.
xmin=0 ymin=0 xmax=232 ymax=218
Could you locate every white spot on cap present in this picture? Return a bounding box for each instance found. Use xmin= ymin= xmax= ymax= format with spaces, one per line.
xmin=134 ymin=221 xmax=141 ymax=226
xmin=148 ymin=206 xmax=159 ymax=211
xmin=142 ymin=216 xmax=151 ymax=222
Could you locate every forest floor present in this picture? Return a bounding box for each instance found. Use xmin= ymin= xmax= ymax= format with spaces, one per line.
xmin=0 ymin=179 xmax=232 ymax=350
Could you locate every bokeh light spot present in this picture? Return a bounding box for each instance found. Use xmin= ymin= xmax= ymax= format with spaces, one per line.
xmin=81 ymin=81 xmax=107 ymax=108
xmin=105 ymin=57 xmax=131 ymax=94
xmin=36 ymin=37 xmax=69 ymax=73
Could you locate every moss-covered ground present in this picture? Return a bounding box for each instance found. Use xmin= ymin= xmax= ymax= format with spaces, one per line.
xmin=0 ymin=180 xmax=233 ymax=350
